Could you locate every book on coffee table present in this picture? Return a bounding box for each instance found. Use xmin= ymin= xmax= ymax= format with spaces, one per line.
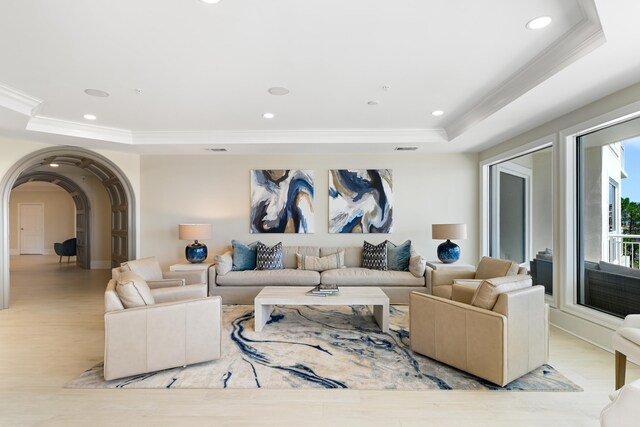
xmin=307 ymin=284 xmax=339 ymax=295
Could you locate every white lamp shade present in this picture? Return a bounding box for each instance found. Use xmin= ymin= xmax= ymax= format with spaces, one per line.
xmin=432 ymin=223 xmax=467 ymax=240
xmin=178 ymin=224 xmax=212 ymax=241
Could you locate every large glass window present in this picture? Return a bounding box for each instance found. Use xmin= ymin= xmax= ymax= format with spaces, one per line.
xmin=489 ymin=146 xmax=553 ymax=295
xmin=577 ymin=117 xmax=640 ymax=318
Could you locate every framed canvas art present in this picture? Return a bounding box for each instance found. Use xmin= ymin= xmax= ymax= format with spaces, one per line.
xmin=250 ymin=169 xmax=314 ymax=233
xmin=329 ymin=169 xmax=393 ymax=233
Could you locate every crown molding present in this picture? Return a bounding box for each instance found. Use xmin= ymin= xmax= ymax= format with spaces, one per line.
xmin=26 ymin=116 xmax=133 ymax=144
xmin=445 ymin=0 xmax=605 ymax=140
xmin=133 ymin=129 xmax=448 ymax=145
xmin=0 ymin=83 xmax=43 ymax=116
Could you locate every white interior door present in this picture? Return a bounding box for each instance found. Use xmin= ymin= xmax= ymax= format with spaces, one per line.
xmin=19 ymin=203 xmax=44 ymax=254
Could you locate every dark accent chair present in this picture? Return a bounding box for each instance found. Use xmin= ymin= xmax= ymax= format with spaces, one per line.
xmin=54 ymin=238 xmax=77 ymax=263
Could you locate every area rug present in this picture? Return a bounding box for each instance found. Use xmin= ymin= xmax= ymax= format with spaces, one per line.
xmin=67 ymin=305 xmax=581 ymax=391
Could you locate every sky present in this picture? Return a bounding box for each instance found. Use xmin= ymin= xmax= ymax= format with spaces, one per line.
xmin=623 ymin=136 xmax=640 ymax=202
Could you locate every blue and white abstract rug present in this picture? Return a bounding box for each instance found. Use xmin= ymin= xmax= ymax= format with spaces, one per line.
xmin=67 ymin=305 xmax=581 ymax=391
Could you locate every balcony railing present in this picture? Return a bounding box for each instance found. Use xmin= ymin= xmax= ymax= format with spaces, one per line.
xmin=608 ymin=234 xmax=640 ymax=268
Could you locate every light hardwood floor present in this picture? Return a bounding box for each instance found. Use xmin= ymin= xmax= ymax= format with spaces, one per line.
xmin=0 ymin=256 xmax=637 ymax=426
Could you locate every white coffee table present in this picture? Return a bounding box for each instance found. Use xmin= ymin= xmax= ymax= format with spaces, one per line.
xmin=254 ymin=286 xmax=390 ymax=333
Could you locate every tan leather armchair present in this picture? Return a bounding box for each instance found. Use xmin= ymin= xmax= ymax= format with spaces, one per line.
xmin=112 ymin=256 xmax=208 ymax=296
xmin=410 ymin=276 xmax=548 ymax=387
xmin=431 ymin=256 xmax=527 ymax=300
xmin=104 ymin=278 xmax=222 ymax=381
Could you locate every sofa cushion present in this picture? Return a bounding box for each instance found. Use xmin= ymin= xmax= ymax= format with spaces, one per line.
xmin=470 ymin=275 xmax=532 ymax=310
xmin=216 ymin=269 xmax=320 ymax=286
xmin=232 ymin=240 xmax=260 ymax=271
xmin=599 ymin=261 xmax=640 ymax=279
xmin=320 ymin=247 xmax=363 ymax=267
xmin=256 ymin=242 xmax=284 ymax=270
xmin=120 ymin=256 xmax=163 ymax=281
xmin=296 ymin=251 xmax=345 ymax=272
xmin=283 ymin=246 xmax=319 ymax=269
xmin=387 ymin=240 xmax=411 ymax=271
xmin=320 ymin=267 xmax=425 ymax=287
xmin=362 ymin=241 xmax=388 ymax=270
xmin=215 ymin=251 xmax=233 ymax=276
xmin=116 ymin=271 xmax=155 ymax=308
xmin=474 ymin=256 xmax=520 ymax=280
xmin=409 ymin=255 xmax=426 ymax=278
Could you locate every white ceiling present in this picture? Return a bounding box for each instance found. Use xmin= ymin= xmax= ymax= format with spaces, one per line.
xmin=1 ymin=0 xmax=640 ymax=155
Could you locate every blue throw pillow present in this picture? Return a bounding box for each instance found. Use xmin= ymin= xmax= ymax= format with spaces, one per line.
xmin=232 ymin=240 xmax=260 ymax=271
xmin=387 ymin=240 xmax=411 ymax=271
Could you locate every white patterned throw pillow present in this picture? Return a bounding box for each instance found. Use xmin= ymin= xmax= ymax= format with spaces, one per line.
xmin=362 ymin=241 xmax=388 ymax=270
xmin=256 ymin=242 xmax=284 ymax=270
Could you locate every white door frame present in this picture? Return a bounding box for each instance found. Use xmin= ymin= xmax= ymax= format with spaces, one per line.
xmin=490 ymin=162 xmax=532 ymax=265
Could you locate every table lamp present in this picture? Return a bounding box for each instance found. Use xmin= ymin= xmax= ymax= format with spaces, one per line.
xmin=432 ymin=223 xmax=467 ymax=264
xmin=179 ymin=224 xmax=212 ymax=263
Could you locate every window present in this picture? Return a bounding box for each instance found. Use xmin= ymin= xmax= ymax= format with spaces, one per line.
xmin=577 ymin=117 xmax=640 ymax=318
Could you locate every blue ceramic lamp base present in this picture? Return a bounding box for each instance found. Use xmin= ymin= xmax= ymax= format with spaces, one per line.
xmin=185 ymin=241 xmax=208 ymax=263
xmin=437 ymin=240 xmax=460 ymax=264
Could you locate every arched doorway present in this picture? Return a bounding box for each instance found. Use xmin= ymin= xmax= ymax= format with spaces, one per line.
xmin=13 ymin=172 xmax=92 ymax=269
xmin=0 ymin=146 xmax=136 ymax=309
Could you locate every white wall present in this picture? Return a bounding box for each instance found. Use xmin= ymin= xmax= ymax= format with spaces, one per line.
xmin=9 ymin=184 xmax=75 ymax=255
xmin=140 ymin=153 xmax=479 ymax=269
xmin=531 ymin=150 xmax=553 ymax=254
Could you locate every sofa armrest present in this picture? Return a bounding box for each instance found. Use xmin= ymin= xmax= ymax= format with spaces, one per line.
xmin=208 ymin=266 xmax=217 ymax=296
xmin=151 ymin=283 xmax=208 ymax=303
xmin=104 ymin=296 xmax=222 ymax=381
xmin=431 ymin=270 xmax=476 ymax=299
xmin=410 ymin=291 xmax=507 ymax=385
xmin=147 ymin=278 xmax=185 ymax=289
xmin=163 ymin=269 xmax=207 ymax=285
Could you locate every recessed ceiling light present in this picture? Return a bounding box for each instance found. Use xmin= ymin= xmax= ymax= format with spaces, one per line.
xmin=268 ymin=87 xmax=290 ymax=96
xmin=368 ymin=100 xmax=380 ymax=106
xmin=395 ymin=147 xmax=418 ymax=151
xmin=431 ymin=110 xmax=444 ymax=116
xmin=526 ymin=16 xmax=552 ymax=30
xmin=49 ymin=163 xmax=59 ymax=168
xmin=83 ymin=114 xmax=97 ymax=120
xmin=205 ymin=148 xmax=227 ymax=152
xmin=84 ymin=89 xmax=110 ymax=97
xmin=263 ymin=113 xmax=275 ymax=119
xmin=201 ymin=0 xmax=221 ymax=4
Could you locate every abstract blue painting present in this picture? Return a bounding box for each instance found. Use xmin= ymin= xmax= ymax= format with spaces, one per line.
xmin=250 ymin=169 xmax=314 ymax=233
xmin=329 ymin=169 xmax=393 ymax=233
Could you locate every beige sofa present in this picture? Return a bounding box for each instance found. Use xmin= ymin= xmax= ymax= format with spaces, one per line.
xmin=104 ymin=277 xmax=221 ymax=381
xmin=209 ymin=245 xmax=428 ymax=304
xmin=409 ymin=275 xmax=548 ymax=387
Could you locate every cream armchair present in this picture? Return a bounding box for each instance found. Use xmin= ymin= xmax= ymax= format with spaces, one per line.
xmin=104 ymin=274 xmax=221 ymax=381
xmin=112 ymin=256 xmax=208 ymax=296
xmin=410 ymin=275 xmax=548 ymax=387
xmin=431 ymin=256 xmax=527 ymax=300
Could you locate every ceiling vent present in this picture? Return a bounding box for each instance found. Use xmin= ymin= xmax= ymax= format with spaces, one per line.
xmin=394 ymin=147 xmax=418 ymax=151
